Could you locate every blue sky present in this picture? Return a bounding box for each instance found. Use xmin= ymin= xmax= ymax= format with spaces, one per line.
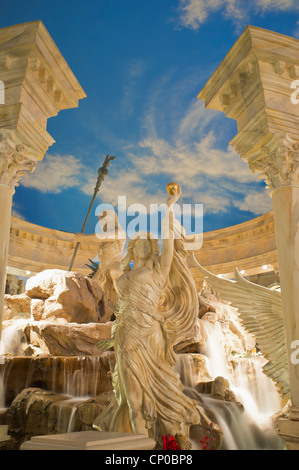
xmin=1 ymin=0 xmax=299 ymax=235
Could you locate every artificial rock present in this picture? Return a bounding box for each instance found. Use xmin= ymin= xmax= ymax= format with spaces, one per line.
xmin=26 ymin=269 xmax=105 ymax=323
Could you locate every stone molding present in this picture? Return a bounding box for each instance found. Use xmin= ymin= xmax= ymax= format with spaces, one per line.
xmin=8 ymin=213 xmax=278 ymax=277
xmin=198 ymin=26 xmax=299 ymax=191
xmin=0 ymin=20 xmax=86 ymax=187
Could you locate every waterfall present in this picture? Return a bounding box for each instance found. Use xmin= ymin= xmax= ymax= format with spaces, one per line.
xmin=0 ymin=319 xmax=28 ymax=355
xmin=59 ymin=357 xmax=101 ymax=398
xmin=177 ymin=319 xmax=285 ymax=450
xmin=55 ymin=398 xmax=81 ymax=433
xmin=199 ymin=319 xmax=281 ymax=419
xmin=0 ymin=321 xmax=27 ymax=409
xmin=231 ymin=356 xmax=282 ymax=425
xmin=200 ymin=319 xmax=233 ymax=380
xmin=199 ymin=395 xmax=283 ymax=450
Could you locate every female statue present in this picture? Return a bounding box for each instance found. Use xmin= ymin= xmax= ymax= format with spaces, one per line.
xmin=93 ymin=186 xmax=200 ymax=449
xmin=75 ymin=209 xmax=126 ymax=322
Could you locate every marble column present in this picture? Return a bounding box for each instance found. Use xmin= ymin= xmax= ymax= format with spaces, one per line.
xmin=0 ymin=21 xmax=86 ymax=337
xmin=198 ymin=26 xmax=299 ymax=448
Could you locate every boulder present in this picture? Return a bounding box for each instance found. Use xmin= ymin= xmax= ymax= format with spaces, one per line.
xmin=30 ymin=322 xmax=113 ymax=356
xmin=198 ymin=295 xmax=216 ymax=318
xmin=0 ymin=352 xmax=115 ymax=406
xmin=3 ymin=293 xmax=31 ymax=320
xmin=26 ymin=269 xmax=105 ymax=323
xmin=1 ymin=321 xmax=113 ymax=357
xmin=174 ymin=319 xmax=202 ymax=354
xmin=176 ymin=353 xmax=211 ymax=387
xmin=0 ymin=387 xmax=114 ymax=449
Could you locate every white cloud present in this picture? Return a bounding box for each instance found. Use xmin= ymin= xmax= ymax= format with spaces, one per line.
xmin=127 ymin=59 xmax=148 ymax=78
xmin=81 ymin=168 xmax=165 ymax=210
xmin=11 ymin=202 xmax=25 ymax=220
xmin=294 ymin=20 xmax=299 ymax=38
xmin=178 ymin=0 xmax=244 ymax=29
xmin=20 ymin=154 xmax=84 ymax=193
xmin=178 ymin=99 xmax=219 ymax=138
xmin=120 ymin=58 xmax=148 ymax=115
xmin=254 ymin=0 xmax=296 ymax=11
xmin=233 ymin=190 xmax=273 ymax=215
xmin=178 ymin=0 xmax=298 ymax=30
xmin=133 ymin=131 xmax=256 ymax=189
xmin=18 ymin=70 xmax=269 ymax=221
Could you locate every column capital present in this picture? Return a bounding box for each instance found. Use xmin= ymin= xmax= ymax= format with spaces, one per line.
xmin=198 ymin=26 xmax=299 ymax=191
xmin=0 ymin=20 xmax=86 ymax=190
xmin=244 ymin=134 xmax=299 ymax=191
xmin=0 ymin=130 xmax=36 ymax=189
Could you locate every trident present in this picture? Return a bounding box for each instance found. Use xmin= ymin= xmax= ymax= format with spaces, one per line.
xmin=68 ymin=154 xmax=116 ymax=271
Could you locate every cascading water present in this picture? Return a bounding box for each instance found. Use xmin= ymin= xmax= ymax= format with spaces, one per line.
xmin=0 ymin=293 xmax=286 ymax=448
xmin=0 ymin=320 xmax=28 ymax=409
xmin=0 ymin=320 xmax=104 ymax=432
xmin=178 ymin=318 xmax=285 ymax=450
xmin=0 ymin=319 xmax=28 ymax=356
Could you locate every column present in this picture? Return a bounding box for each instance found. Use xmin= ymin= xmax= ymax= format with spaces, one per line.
xmin=0 ymin=21 xmax=86 ymax=337
xmin=198 ymin=26 xmax=299 ymax=448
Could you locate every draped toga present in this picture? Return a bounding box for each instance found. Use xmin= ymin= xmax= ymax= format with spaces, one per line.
xmin=93 ymin=231 xmax=201 ymax=444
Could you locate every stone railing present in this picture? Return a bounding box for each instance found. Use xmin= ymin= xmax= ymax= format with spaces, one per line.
xmin=8 ymin=216 xmax=96 ymax=275
xmin=191 ymin=210 xmax=277 ymax=276
xmin=8 ymin=211 xmax=277 ymax=279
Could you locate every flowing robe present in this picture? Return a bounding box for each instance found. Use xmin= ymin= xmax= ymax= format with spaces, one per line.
xmin=94 ymin=238 xmax=200 ymax=443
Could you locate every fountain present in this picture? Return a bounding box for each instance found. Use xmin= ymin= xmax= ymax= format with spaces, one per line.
xmin=0 ymin=266 xmax=285 ymax=449
xmin=173 ymin=287 xmax=285 ymax=450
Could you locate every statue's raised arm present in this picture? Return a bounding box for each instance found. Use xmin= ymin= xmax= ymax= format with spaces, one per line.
xmin=93 ymin=182 xmax=203 ymax=450
xmin=160 ymin=184 xmax=181 ymax=279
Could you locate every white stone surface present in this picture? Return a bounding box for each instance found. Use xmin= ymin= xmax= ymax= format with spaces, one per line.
xmin=20 ymin=431 xmax=155 ymax=450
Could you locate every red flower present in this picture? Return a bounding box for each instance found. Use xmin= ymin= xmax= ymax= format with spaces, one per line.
xmin=200 ymin=422 xmax=215 ymax=450
xmin=162 ymin=434 xmax=180 ymax=450
xmin=200 ymin=435 xmax=210 ymax=450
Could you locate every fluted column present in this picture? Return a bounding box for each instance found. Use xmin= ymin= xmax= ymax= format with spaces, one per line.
xmin=250 ymin=135 xmax=299 ymax=410
xmin=0 ymin=21 xmax=86 ymax=337
xmin=198 ymin=26 xmax=299 ymax=448
xmin=0 ymin=132 xmax=33 ymax=334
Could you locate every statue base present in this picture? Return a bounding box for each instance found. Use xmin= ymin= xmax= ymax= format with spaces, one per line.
xmin=20 ymin=431 xmax=156 ymax=450
xmin=276 ymin=417 xmax=299 ymax=450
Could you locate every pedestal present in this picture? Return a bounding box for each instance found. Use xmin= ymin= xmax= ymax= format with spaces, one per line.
xmin=20 ymin=431 xmax=156 ymax=450
xmin=276 ymin=418 xmax=299 ymax=450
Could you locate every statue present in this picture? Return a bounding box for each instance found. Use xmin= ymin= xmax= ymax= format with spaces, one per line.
xmin=189 ymin=253 xmax=290 ymax=400
xmin=93 ymin=185 xmax=202 ymax=449
xmin=75 ymin=209 xmax=126 ymax=322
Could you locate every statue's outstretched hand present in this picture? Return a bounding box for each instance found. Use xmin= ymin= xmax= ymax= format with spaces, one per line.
xmin=166 ymin=185 xmax=181 ymax=207
xmin=96 ymin=337 xmax=114 ymax=353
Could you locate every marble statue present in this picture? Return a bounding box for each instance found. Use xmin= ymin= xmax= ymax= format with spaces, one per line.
xmin=190 ymin=253 xmax=290 ymax=399
xmin=75 ymin=209 xmax=126 ymax=322
xmin=93 ymin=186 xmax=201 ymax=449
